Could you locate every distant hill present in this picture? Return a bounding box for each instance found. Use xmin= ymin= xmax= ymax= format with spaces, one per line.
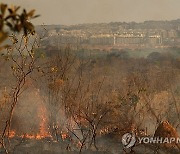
xmin=35 ymin=19 xmax=180 ymax=32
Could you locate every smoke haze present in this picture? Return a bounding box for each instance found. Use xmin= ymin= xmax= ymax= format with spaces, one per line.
xmin=1 ymin=0 xmax=180 ymax=25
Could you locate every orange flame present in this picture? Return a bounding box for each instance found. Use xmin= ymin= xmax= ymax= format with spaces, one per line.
xmin=8 ymin=105 xmax=52 ymax=140
xmin=37 ymin=105 xmax=51 ymax=138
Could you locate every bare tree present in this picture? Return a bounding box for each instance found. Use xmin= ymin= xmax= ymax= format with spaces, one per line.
xmin=0 ymin=33 xmax=39 ymax=153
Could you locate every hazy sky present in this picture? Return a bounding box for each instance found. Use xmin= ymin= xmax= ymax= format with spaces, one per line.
xmin=1 ymin=0 xmax=180 ymax=25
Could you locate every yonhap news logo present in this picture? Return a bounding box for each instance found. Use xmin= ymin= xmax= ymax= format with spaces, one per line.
xmin=121 ymin=133 xmax=136 ymax=148
xmin=122 ymin=132 xmax=180 ymax=149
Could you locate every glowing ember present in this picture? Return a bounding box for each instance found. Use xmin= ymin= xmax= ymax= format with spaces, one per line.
xmin=8 ymin=130 xmax=16 ymax=138
xmin=61 ymin=131 xmax=69 ymax=140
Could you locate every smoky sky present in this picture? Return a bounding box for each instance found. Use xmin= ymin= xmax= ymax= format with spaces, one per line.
xmin=1 ymin=0 xmax=180 ymax=25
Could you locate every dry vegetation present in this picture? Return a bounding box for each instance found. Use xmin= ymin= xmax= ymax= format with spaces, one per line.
xmin=0 ymin=32 xmax=179 ymax=154
xmin=0 ymin=3 xmax=180 ymax=154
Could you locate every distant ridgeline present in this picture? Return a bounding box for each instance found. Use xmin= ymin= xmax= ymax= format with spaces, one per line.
xmin=35 ymin=19 xmax=180 ymax=49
